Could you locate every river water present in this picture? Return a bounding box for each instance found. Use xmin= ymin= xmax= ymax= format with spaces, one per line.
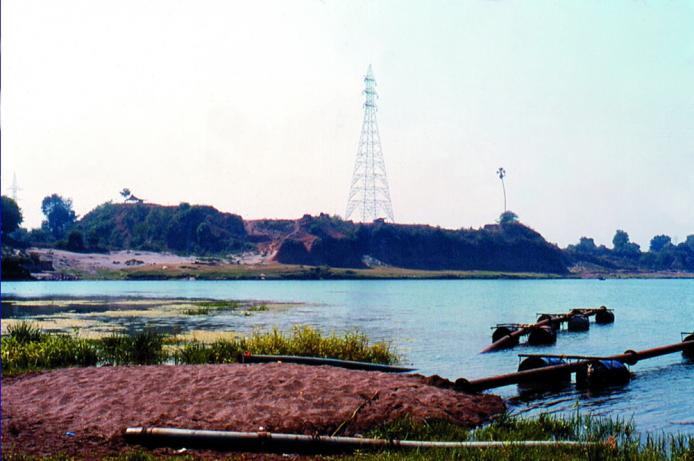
xmin=2 ymin=279 xmax=692 ymax=434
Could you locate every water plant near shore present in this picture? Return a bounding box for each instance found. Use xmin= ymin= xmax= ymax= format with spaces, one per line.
xmin=182 ymin=299 xmax=242 ymax=315
xmin=98 ymin=330 xmax=166 ymax=365
xmin=352 ymin=413 xmax=692 ymax=461
xmin=1 ymin=322 xmax=398 ymax=374
xmin=173 ymin=326 xmax=398 ymax=365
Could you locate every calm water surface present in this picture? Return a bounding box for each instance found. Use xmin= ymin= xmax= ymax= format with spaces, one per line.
xmin=2 ymin=279 xmax=693 ymax=434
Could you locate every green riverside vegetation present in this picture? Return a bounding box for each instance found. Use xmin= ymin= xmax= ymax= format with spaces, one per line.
xmin=345 ymin=413 xmax=694 ymax=461
xmin=3 ymin=323 xmax=692 ymax=460
xmin=1 ymin=322 xmax=398 ymax=374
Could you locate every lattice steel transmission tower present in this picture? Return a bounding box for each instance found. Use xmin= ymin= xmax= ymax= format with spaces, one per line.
xmin=345 ymin=65 xmax=395 ymax=223
xmin=8 ymin=173 xmax=21 ymax=202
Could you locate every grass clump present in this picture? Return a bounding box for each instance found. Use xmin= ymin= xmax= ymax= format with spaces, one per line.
xmin=2 ymin=322 xmax=166 ymax=373
xmin=183 ymin=300 xmax=241 ymax=315
xmin=247 ymin=303 xmax=268 ymax=312
xmin=355 ymin=413 xmax=693 ymax=461
xmin=2 ymin=322 xmax=397 ymax=373
xmin=173 ymin=326 xmax=398 ymax=365
xmin=98 ymin=330 xmax=166 ymax=365
xmin=2 ymin=330 xmax=98 ymax=372
xmin=7 ymin=321 xmax=44 ymax=343
xmin=3 ymin=450 xmax=197 ymax=461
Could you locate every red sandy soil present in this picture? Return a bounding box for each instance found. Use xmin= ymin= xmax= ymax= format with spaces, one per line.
xmin=2 ymin=363 xmax=505 ymax=459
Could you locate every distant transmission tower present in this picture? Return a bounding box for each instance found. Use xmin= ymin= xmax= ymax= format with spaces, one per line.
xmin=8 ymin=173 xmax=21 ymax=202
xmin=345 ymin=65 xmax=395 ymax=223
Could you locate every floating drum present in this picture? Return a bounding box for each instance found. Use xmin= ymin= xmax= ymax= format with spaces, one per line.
xmin=683 ymin=333 xmax=694 ymax=361
xmin=491 ymin=326 xmax=519 ymax=347
xmin=537 ymin=314 xmax=561 ymax=330
xmin=527 ymin=325 xmax=556 ymax=345
xmin=595 ymin=307 xmax=615 ymax=324
xmin=576 ymin=360 xmax=630 ymax=389
xmin=517 ymin=356 xmax=571 ymax=390
xmin=567 ymin=314 xmax=590 ymax=332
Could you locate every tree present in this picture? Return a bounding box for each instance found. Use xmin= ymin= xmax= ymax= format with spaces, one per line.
xmin=649 ymin=234 xmax=672 ymax=253
xmin=498 ymin=210 xmax=519 ymax=225
xmin=120 ymin=188 xmax=132 ymax=201
xmin=576 ymin=237 xmax=597 ymax=254
xmin=612 ymin=230 xmax=629 ymax=251
xmin=66 ymin=230 xmax=85 ymax=252
xmin=612 ymin=229 xmax=640 ymax=257
xmin=686 ymin=235 xmax=694 ymax=252
xmin=41 ymin=194 xmax=77 ymax=239
xmin=1 ymin=195 xmax=23 ymax=235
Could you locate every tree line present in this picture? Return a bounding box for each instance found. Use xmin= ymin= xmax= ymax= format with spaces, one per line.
xmin=2 ymin=193 xmax=693 ymax=273
xmin=565 ymin=230 xmax=694 ymax=272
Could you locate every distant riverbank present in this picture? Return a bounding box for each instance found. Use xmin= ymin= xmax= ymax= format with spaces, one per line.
xmin=3 ymin=248 xmax=694 ymax=281
xmin=4 ymin=248 xmax=694 ymax=280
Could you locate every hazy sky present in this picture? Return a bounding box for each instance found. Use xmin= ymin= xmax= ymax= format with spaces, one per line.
xmin=2 ymin=1 xmax=693 ymax=248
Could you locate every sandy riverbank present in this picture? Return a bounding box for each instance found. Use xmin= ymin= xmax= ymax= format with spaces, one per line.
xmin=2 ymin=363 xmax=504 ymax=459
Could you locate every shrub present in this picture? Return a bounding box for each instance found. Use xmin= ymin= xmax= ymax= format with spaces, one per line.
xmin=7 ymin=321 xmax=44 ymax=343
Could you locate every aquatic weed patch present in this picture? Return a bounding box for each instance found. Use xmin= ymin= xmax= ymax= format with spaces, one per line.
xmin=182 ymin=299 xmax=242 ymax=315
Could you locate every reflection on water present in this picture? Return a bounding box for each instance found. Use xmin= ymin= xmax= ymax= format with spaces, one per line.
xmin=1 ymin=278 xmax=693 ymax=434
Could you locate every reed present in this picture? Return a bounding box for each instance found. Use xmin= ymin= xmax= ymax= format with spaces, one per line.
xmin=357 ymin=413 xmax=692 ymax=461
xmin=1 ymin=332 xmax=98 ymax=372
xmin=6 ymin=321 xmax=44 ymax=343
xmin=173 ymin=326 xmax=398 ymax=365
xmin=98 ymin=330 xmax=166 ymax=365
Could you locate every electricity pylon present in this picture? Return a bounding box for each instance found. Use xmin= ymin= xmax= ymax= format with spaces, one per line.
xmin=345 ymin=65 xmax=395 ymax=223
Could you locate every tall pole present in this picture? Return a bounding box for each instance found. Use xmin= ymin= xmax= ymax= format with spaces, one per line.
xmin=496 ymin=167 xmax=507 ymax=213
xmin=346 ymin=66 xmax=394 ymax=223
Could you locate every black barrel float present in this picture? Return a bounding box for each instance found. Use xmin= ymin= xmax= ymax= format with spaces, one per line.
xmin=567 ymin=314 xmax=590 ymax=332
xmin=537 ymin=314 xmax=561 ymax=330
xmin=527 ymin=325 xmax=557 ymax=346
xmin=595 ymin=306 xmax=615 ymax=324
xmin=517 ymin=356 xmax=571 ymax=390
xmin=491 ymin=326 xmax=519 ymax=347
xmin=576 ymin=360 xmax=630 ymax=389
xmin=683 ymin=333 xmax=694 ymax=360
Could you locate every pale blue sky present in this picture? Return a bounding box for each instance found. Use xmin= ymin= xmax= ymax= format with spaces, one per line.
xmin=2 ymin=0 xmax=693 ymax=247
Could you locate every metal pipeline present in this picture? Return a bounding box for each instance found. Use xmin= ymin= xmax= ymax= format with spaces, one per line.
xmin=466 ymin=339 xmax=694 ymax=392
xmin=124 ymin=427 xmax=597 ymax=453
xmin=481 ymin=307 xmax=608 ymax=353
xmin=239 ymin=354 xmax=416 ymax=373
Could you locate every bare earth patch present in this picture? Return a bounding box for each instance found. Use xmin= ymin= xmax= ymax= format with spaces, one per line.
xmin=2 ymin=363 xmax=505 ymax=458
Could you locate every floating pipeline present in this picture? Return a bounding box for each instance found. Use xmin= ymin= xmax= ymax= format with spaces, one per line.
xmin=482 ymin=306 xmax=614 ymax=353
xmin=527 ymin=325 xmax=557 ymax=346
xmin=491 ymin=324 xmax=521 ymax=347
xmin=537 ymin=314 xmax=562 ymax=330
xmin=684 ymin=333 xmax=694 ymax=360
xmin=464 ymin=338 xmax=694 ymax=392
xmin=595 ymin=309 xmax=615 ymax=324
xmin=567 ymin=314 xmax=590 ymax=332
xmin=123 ymin=427 xmax=600 ymax=454
xmin=576 ymin=359 xmax=630 ymax=389
xmin=517 ymin=356 xmax=571 ymax=391
xmin=238 ymin=354 xmax=416 ymax=373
